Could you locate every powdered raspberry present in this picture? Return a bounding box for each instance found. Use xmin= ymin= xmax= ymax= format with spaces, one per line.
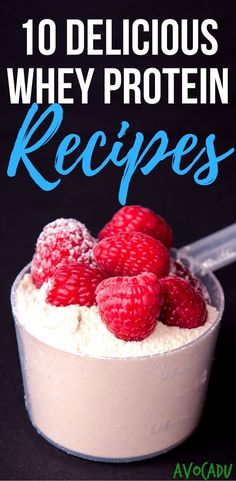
xmin=46 ymin=261 xmax=105 ymax=307
xmin=96 ymin=272 xmax=164 ymax=341
xmin=93 ymin=232 xmax=170 ymax=278
xmin=170 ymin=259 xmax=210 ymax=302
xmin=98 ymin=205 xmax=173 ymax=248
xmin=160 ymin=276 xmax=207 ymax=328
xmin=31 ymin=218 xmax=96 ymax=288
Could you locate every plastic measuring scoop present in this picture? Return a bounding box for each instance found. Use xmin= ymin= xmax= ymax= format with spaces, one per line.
xmin=10 ymin=223 xmax=236 ymax=462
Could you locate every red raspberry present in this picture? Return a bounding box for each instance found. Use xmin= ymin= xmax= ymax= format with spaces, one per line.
xmin=170 ymin=259 xmax=210 ymax=302
xmin=46 ymin=261 xmax=105 ymax=307
xmin=96 ymin=272 xmax=164 ymax=341
xmin=159 ymin=276 xmax=207 ymax=328
xmin=98 ymin=205 xmax=173 ymax=248
xmin=93 ymin=232 xmax=170 ymax=279
xmin=31 ymin=218 xmax=96 ymax=288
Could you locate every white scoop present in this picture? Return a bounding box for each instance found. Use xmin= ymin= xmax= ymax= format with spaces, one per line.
xmin=11 ymin=223 xmax=235 ymax=462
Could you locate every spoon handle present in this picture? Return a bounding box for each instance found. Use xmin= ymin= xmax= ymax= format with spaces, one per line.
xmin=179 ymin=223 xmax=236 ymax=271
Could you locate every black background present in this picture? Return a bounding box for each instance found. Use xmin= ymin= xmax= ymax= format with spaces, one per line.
xmin=0 ymin=0 xmax=236 ymax=479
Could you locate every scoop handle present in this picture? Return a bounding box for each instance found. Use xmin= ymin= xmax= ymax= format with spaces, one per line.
xmin=178 ymin=223 xmax=236 ymax=271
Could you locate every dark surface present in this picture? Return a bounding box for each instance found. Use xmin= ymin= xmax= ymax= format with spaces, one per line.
xmin=0 ymin=0 xmax=236 ymax=479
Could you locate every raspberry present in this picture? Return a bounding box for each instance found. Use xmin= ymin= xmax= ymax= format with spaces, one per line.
xmin=159 ymin=276 xmax=207 ymax=328
xmin=46 ymin=261 xmax=105 ymax=307
xmin=170 ymin=259 xmax=210 ymax=302
xmin=31 ymin=218 xmax=96 ymax=288
xmin=96 ymin=272 xmax=164 ymax=341
xmin=98 ymin=205 xmax=173 ymax=248
xmin=93 ymin=232 xmax=170 ymax=278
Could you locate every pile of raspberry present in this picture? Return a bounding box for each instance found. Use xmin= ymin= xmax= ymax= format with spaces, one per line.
xmin=31 ymin=206 xmax=207 ymax=342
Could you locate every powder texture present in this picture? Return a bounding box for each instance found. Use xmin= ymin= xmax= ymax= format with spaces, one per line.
xmin=14 ymin=273 xmax=218 ymax=358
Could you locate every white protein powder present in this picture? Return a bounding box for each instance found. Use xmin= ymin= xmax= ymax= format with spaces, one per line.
xmin=15 ymin=273 xmax=218 ymax=358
